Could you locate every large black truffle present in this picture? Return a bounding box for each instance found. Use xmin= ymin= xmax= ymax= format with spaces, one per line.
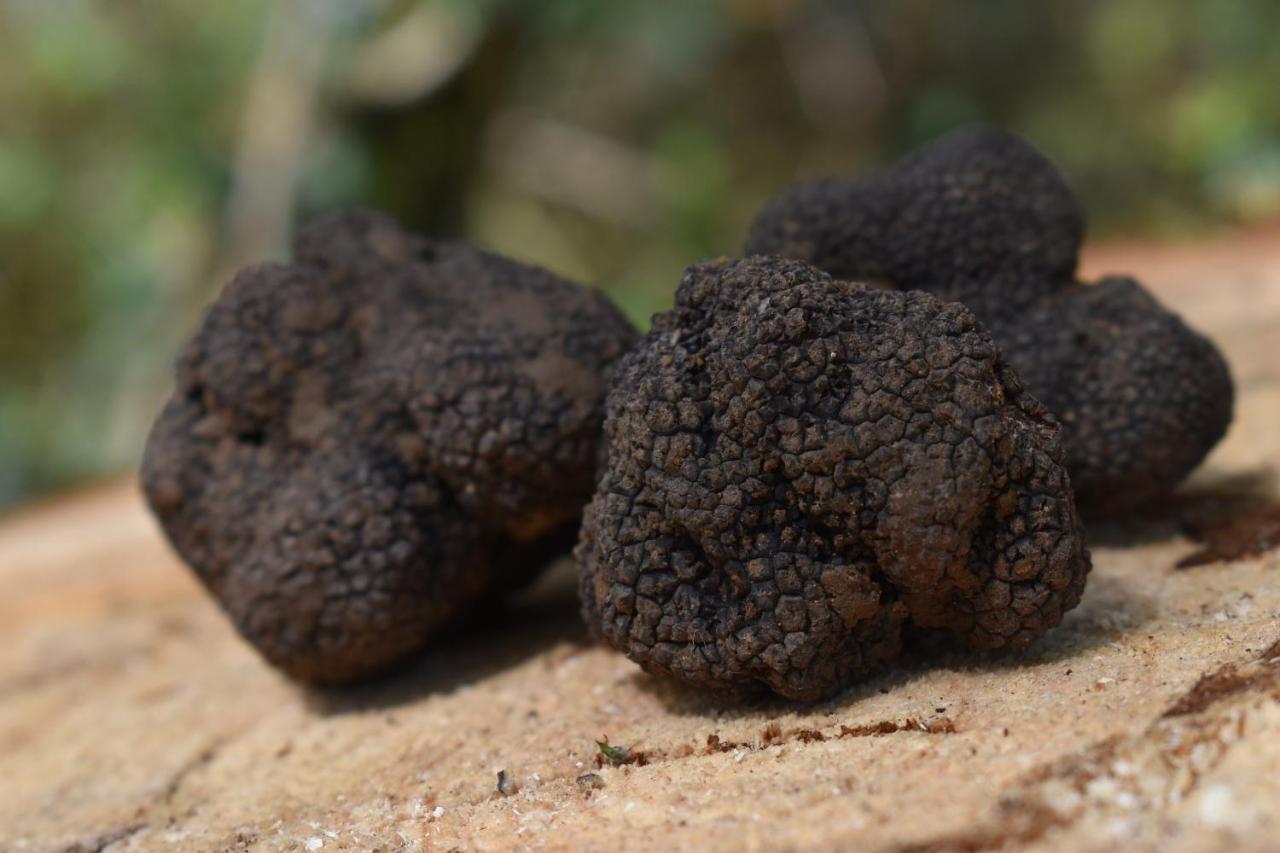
xmin=746 ymin=126 xmax=1233 ymax=513
xmin=142 ymin=210 xmax=637 ymax=684
xmin=577 ymin=256 xmax=1089 ymax=701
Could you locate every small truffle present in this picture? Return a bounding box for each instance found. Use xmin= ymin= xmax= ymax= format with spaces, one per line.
xmin=746 ymin=126 xmax=1233 ymax=513
xmin=142 ymin=210 xmax=637 ymax=684
xmin=576 ymin=257 xmax=1089 ymax=701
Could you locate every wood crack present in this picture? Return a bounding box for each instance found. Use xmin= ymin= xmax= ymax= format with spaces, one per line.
xmin=596 ymin=714 xmax=958 ymax=769
xmin=898 ymin=636 xmax=1280 ymax=852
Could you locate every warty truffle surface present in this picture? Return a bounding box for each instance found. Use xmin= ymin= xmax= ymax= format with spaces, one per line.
xmin=746 ymin=126 xmax=1233 ymax=513
xmin=142 ymin=210 xmax=637 ymax=683
xmin=577 ymin=256 xmax=1089 ymax=701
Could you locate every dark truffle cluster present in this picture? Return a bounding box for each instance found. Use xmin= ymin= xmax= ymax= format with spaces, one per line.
xmin=142 ymin=211 xmax=636 ymax=684
xmin=746 ymin=126 xmax=1233 ymax=513
xmin=576 ymin=257 xmax=1089 ymax=701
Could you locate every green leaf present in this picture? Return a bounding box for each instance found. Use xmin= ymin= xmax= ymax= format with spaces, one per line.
xmin=596 ymin=738 xmax=631 ymax=765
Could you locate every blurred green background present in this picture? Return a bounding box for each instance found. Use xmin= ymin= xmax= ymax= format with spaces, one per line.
xmin=3 ymin=0 xmax=1280 ymax=509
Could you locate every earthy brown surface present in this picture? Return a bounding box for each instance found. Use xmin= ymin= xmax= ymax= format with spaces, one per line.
xmin=746 ymin=128 xmax=1235 ymax=513
xmin=3 ymin=228 xmax=1280 ymax=852
xmin=579 ymin=256 xmax=1088 ymax=701
xmin=141 ymin=210 xmax=636 ymax=686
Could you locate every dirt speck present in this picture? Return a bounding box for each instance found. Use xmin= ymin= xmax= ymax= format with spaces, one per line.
xmin=576 ymin=773 xmax=604 ymax=792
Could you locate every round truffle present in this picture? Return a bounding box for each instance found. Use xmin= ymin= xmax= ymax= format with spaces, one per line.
xmin=577 ymin=256 xmax=1090 ymax=701
xmin=745 ymin=126 xmax=1233 ymax=513
xmin=1002 ymin=278 xmax=1233 ymax=512
xmin=142 ymin=210 xmax=637 ymax=684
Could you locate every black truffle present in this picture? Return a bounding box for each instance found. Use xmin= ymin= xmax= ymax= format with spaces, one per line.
xmin=576 ymin=256 xmax=1089 ymax=701
xmin=746 ymin=126 xmax=1233 ymax=513
xmin=142 ymin=210 xmax=637 ymax=684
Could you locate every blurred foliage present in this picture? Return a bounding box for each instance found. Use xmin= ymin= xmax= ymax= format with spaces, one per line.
xmin=3 ymin=0 xmax=1280 ymax=507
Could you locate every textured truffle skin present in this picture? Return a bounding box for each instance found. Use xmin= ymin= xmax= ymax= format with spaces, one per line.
xmin=1003 ymin=278 xmax=1234 ymax=512
xmin=142 ymin=210 xmax=637 ymax=684
xmin=746 ymin=126 xmax=1233 ymax=513
xmin=577 ymin=257 xmax=1089 ymax=701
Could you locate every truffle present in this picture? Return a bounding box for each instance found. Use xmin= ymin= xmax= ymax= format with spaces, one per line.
xmin=576 ymin=256 xmax=1089 ymax=701
xmin=746 ymin=126 xmax=1233 ymax=513
xmin=142 ymin=210 xmax=637 ymax=684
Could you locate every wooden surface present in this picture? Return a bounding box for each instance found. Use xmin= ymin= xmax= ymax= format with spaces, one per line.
xmin=3 ymin=231 xmax=1280 ymax=852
